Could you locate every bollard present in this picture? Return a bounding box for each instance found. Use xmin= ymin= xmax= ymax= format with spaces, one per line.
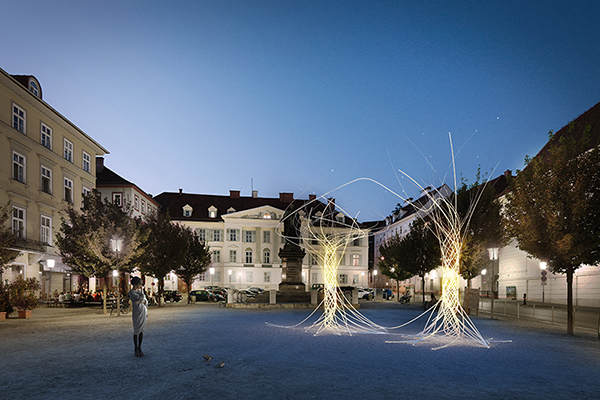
xmin=504 ymin=301 xmax=507 ymax=317
xmin=517 ymin=303 xmax=520 ymax=319
xmin=552 ymin=306 xmax=554 ymax=324
xmin=269 ymin=290 xmax=277 ymax=304
xmin=533 ymin=304 xmax=535 ymax=321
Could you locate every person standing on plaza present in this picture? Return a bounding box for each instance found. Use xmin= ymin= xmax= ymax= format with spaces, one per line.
xmin=129 ymin=276 xmax=148 ymax=357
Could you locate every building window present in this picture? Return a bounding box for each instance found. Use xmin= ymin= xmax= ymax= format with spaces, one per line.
xmin=134 ymin=196 xmax=139 ymax=210
xmin=112 ymin=193 xmax=122 ymax=207
xmin=12 ymin=206 xmax=25 ymax=239
xmin=353 ymin=238 xmax=361 ymax=246
xmin=64 ymin=139 xmax=73 ymax=162
xmin=263 ymin=249 xmax=271 ymax=264
xmin=310 ymin=254 xmax=318 ymax=266
xmin=41 ymin=123 xmax=52 ymax=149
xmin=41 ymin=215 xmax=52 ymax=245
xmin=352 ymin=254 xmax=360 ymax=266
xmin=196 ymin=229 xmax=206 ymax=241
xmin=41 ymin=166 xmax=52 ymax=194
xmin=82 ymin=151 xmax=91 ymax=173
xmin=244 ymin=230 xmax=255 ymax=243
xmin=227 ymin=229 xmax=238 ymax=242
xmin=12 ymin=151 xmax=25 ymax=183
xmin=245 ymin=250 xmax=253 ymax=264
xmin=141 ymin=201 xmax=146 ymax=214
xmin=12 ymin=103 xmax=25 ymax=133
xmin=311 ymin=273 xmax=318 ymax=285
xmin=208 ymin=206 xmax=217 ymax=218
xmin=262 ymin=212 xmax=272 ymax=219
xmin=246 ymin=271 xmax=253 ymax=283
xmin=263 ymin=272 xmax=271 ymax=283
xmin=29 ymin=80 xmax=39 ymax=96
xmin=82 ymin=187 xmax=91 ymax=197
xmin=212 ymin=229 xmax=222 ymax=242
xmin=353 ymin=274 xmax=359 ymax=285
xmin=339 ymin=274 xmax=348 ymax=284
xmin=229 ymin=250 xmax=237 ymax=263
xmin=212 ymin=250 xmax=221 ymax=263
xmin=263 ymin=231 xmax=271 ymax=243
xmin=64 ymin=178 xmax=74 ymax=203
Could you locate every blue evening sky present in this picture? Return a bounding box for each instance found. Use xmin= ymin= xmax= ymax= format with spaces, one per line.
xmin=2 ymin=1 xmax=599 ymax=221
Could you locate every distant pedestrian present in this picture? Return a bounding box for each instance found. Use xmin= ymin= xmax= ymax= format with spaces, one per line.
xmin=129 ymin=277 xmax=148 ymax=357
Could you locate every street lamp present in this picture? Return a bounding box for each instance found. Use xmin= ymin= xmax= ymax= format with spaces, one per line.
xmin=238 ymin=271 xmax=242 ymax=288
xmin=540 ymin=262 xmax=547 ymax=303
xmin=110 ymin=238 xmax=123 ymax=317
xmin=228 ymin=270 xmax=232 ymax=288
xmin=210 ymin=267 xmax=215 ymax=288
xmin=487 ymin=247 xmax=499 ymax=319
xmin=373 ymin=270 xmax=378 ymax=301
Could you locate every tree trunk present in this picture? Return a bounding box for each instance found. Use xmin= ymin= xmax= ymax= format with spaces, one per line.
xmin=421 ymin=275 xmax=426 ymax=306
xmin=566 ymin=267 xmax=574 ymax=336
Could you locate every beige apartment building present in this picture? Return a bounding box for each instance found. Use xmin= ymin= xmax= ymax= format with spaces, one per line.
xmin=0 ymin=67 xmax=108 ymax=296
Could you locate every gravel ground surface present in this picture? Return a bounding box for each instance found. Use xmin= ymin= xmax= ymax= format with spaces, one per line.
xmin=1 ymin=301 xmax=599 ymax=400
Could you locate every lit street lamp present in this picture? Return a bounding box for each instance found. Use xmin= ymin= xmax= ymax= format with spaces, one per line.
xmin=540 ymin=262 xmax=548 ymax=303
xmin=210 ymin=267 xmax=215 ymax=288
xmin=110 ymin=238 xmax=123 ymax=317
xmin=487 ymin=247 xmax=499 ymax=319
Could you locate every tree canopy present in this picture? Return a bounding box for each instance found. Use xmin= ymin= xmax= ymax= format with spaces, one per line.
xmin=504 ymin=127 xmax=600 ymax=335
xmin=177 ymin=227 xmax=212 ymax=303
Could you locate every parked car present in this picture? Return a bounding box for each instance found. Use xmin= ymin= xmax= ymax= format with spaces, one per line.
xmin=358 ymin=288 xmax=373 ymax=299
xmin=190 ymin=289 xmax=222 ymax=302
xmin=383 ymin=288 xmax=394 ymax=300
xmin=163 ymin=290 xmax=182 ymax=302
xmin=247 ymin=287 xmax=265 ymax=295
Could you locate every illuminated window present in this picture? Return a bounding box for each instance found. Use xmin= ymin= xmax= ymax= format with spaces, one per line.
xmin=41 ymin=123 xmax=52 ymax=149
xmin=262 ymin=212 xmax=272 ymax=219
xmin=263 ymin=272 xmax=271 ymax=283
xmin=208 ymin=206 xmax=217 ymax=218
xmin=352 ymin=254 xmax=360 ymax=266
xmin=12 ymin=103 xmax=25 ymax=133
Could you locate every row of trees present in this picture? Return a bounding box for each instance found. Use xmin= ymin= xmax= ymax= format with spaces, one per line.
xmin=56 ymin=190 xmax=211 ymax=305
xmin=379 ymin=129 xmax=600 ymax=335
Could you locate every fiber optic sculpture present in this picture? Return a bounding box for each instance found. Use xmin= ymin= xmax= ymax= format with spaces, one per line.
xmin=272 ymin=198 xmax=386 ymax=336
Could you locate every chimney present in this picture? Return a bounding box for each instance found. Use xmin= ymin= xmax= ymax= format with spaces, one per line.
xmin=230 ymin=190 xmax=240 ymax=199
xmin=504 ymin=170 xmax=512 ymax=178
xmin=96 ymin=157 xmax=104 ymax=173
xmin=252 ymin=190 xmax=258 ymax=198
xmin=179 ymin=188 xmax=183 ymax=195
xmin=309 ymin=194 xmax=317 ymax=201
xmin=279 ymin=192 xmax=293 ymax=203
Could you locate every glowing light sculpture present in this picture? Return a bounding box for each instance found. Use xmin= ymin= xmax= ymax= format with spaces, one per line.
xmin=271 ymin=199 xmax=386 ymax=336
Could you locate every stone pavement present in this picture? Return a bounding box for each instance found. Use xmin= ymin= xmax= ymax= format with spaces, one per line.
xmin=1 ymin=301 xmax=599 ymax=400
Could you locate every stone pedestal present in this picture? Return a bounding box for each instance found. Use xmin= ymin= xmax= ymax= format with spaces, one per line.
xmin=278 ymin=243 xmax=306 ymax=293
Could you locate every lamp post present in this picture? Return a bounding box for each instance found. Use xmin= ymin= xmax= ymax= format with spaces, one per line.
xmin=238 ymin=271 xmax=242 ymax=288
xmin=110 ymin=238 xmax=123 ymax=316
xmin=228 ymin=270 xmax=232 ymax=288
xmin=210 ymin=267 xmax=215 ymax=288
xmin=540 ymin=262 xmax=547 ymax=303
xmin=487 ymin=247 xmax=499 ymax=319
xmin=373 ymin=270 xmax=378 ymax=301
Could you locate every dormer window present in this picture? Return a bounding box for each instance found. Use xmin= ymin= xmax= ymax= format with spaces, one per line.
xmin=208 ymin=206 xmax=217 ymax=219
xmin=335 ymin=212 xmax=345 ymax=223
xmin=227 ymin=207 xmax=236 ymax=214
xmin=29 ymin=80 xmax=39 ymax=96
xmin=182 ymin=204 xmax=193 ymax=217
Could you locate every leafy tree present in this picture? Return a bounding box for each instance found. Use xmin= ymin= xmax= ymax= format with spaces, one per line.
xmin=380 ymin=218 xmax=440 ymax=305
xmin=56 ymin=190 xmax=146 ymax=306
xmin=0 ymin=205 xmax=20 ymax=273
xmin=177 ymin=227 xmax=212 ymax=303
xmin=454 ymin=173 xmax=508 ymax=288
xmin=135 ymin=213 xmax=187 ymax=305
xmin=378 ymin=234 xmax=414 ymax=300
xmin=504 ymin=127 xmax=600 ymax=335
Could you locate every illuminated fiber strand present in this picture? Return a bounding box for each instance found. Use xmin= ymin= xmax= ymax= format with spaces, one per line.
xmin=269 ymin=200 xmax=386 ymax=336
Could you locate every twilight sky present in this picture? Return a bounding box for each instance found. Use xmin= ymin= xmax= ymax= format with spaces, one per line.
xmin=2 ymin=1 xmax=600 ymax=221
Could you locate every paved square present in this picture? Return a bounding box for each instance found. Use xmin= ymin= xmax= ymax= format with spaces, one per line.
xmin=1 ymin=302 xmax=599 ymax=399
